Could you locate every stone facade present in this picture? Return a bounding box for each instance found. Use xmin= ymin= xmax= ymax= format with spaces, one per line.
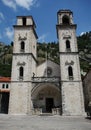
xmin=9 ymin=16 xmax=37 ymax=114
xmin=0 ymin=77 xmax=10 ymax=113
xmin=0 ymin=10 xmax=85 ymax=116
xmin=37 ymin=60 xmax=60 ymax=77
xmin=83 ymin=69 xmax=91 ymax=111
xmin=56 ymin=10 xmax=85 ymax=115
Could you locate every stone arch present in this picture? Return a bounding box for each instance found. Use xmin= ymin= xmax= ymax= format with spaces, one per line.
xmin=19 ymin=66 xmax=24 ymax=79
xmin=62 ymin=15 xmax=70 ymax=24
xmin=20 ymin=41 xmax=25 ymax=52
xmin=31 ymin=83 xmax=62 ymax=113
xmin=31 ymin=83 xmax=60 ymax=97
xmin=66 ymin=40 xmax=70 ymax=51
xmin=68 ymin=66 xmax=73 ymax=80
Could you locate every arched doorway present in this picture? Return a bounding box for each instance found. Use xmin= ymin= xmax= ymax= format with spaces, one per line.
xmin=31 ymin=83 xmax=62 ymax=114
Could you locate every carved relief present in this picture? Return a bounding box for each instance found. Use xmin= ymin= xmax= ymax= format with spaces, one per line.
xmin=18 ymin=33 xmax=27 ymax=41
xmin=17 ymin=62 xmax=26 ymax=66
xmin=62 ymin=30 xmax=72 ymax=39
xmin=65 ymin=60 xmax=74 ymax=66
xmin=63 ymin=36 xmax=71 ymax=39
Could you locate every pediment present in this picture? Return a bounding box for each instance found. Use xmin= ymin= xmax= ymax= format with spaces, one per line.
xmin=37 ymin=60 xmax=60 ymax=77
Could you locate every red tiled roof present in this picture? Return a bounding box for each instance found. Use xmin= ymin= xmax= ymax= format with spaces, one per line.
xmin=0 ymin=77 xmax=11 ymax=82
xmin=0 ymin=90 xmax=10 ymax=92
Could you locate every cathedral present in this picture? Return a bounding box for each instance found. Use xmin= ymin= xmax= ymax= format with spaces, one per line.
xmin=0 ymin=10 xmax=85 ymax=116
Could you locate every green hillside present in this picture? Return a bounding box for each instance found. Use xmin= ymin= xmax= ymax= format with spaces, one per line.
xmin=78 ymin=32 xmax=91 ymax=72
xmin=0 ymin=31 xmax=91 ymax=77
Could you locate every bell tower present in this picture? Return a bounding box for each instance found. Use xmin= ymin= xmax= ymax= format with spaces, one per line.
xmin=56 ymin=10 xmax=85 ymax=115
xmin=9 ymin=16 xmax=38 ymax=114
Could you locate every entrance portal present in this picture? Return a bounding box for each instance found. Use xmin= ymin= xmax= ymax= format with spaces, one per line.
xmin=0 ymin=92 xmax=10 ymax=114
xmin=46 ymin=98 xmax=54 ymax=113
xmin=32 ymin=83 xmax=62 ymax=114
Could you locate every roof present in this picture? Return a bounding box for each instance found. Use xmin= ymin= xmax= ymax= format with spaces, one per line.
xmin=37 ymin=59 xmax=59 ymax=67
xmin=0 ymin=77 xmax=11 ymax=82
xmin=17 ymin=15 xmax=36 ymax=27
xmin=82 ymin=68 xmax=91 ymax=81
xmin=57 ymin=9 xmax=73 ymax=14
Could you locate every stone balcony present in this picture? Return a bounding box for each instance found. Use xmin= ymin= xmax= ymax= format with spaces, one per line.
xmin=31 ymin=77 xmax=60 ymax=83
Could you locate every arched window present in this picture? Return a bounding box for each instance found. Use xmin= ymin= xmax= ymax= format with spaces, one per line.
xmin=20 ymin=41 xmax=25 ymax=52
xmin=2 ymin=84 xmax=5 ymax=89
xmin=62 ymin=15 xmax=70 ymax=25
xmin=19 ymin=66 xmax=24 ymax=79
xmin=6 ymin=84 xmax=9 ymax=89
xmin=68 ymin=66 xmax=73 ymax=80
xmin=66 ymin=40 xmax=71 ymax=51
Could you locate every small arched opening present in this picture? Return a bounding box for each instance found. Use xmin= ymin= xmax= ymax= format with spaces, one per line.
xmin=22 ymin=17 xmax=26 ymax=26
xmin=66 ymin=40 xmax=71 ymax=51
xmin=68 ymin=66 xmax=73 ymax=80
xmin=19 ymin=66 xmax=24 ymax=79
xmin=62 ymin=15 xmax=70 ymax=25
xmin=20 ymin=41 xmax=25 ymax=52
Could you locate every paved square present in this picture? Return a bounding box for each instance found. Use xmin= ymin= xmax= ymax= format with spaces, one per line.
xmin=0 ymin=115 xmax=91 ymax=130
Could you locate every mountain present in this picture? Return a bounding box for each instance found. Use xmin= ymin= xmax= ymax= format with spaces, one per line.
xmin=0 ymin=42 xmax=13 ymax=77
xmin=37 ymin=42 xmax=59 ymax=64
xmin=78 ymin=31 xmax=91 ymax=72
xmin=0 ymin=32 xmax=91 ymax=77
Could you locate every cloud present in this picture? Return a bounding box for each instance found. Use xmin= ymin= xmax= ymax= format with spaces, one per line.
xmin=5 ymin=27 xmax=14 ymax=41
xmin=0 ymin=33 xmax=2 ymax=39
xmin=2 ymin=0 xmax=38 ymax=10
xmin=0 ymin=12 xmax=4 ymax=23
xmin=38 ymin=34 xmax=48 ymax=42
xmin=2 ymin=0 xmax=16 ymax=10
xmin=15 ymin=0 xmax=37 ymax=10
xmin=80 ymin=32 xmax=86 ymax=36
xmin=0 ymin=12 xmax=4 ymax=20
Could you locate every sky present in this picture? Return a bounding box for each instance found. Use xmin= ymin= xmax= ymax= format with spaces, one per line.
xmin=0 ymin=0 xmax=91 ymax=44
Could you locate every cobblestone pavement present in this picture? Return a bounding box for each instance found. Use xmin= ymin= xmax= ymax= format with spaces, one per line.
xmin=0 ymin=114 xmax=91 ymax=130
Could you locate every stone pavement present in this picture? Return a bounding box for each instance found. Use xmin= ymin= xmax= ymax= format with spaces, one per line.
xmin=0 ymin=114 xmax=91 ymax=130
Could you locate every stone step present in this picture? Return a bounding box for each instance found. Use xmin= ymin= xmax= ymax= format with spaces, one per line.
xmin=39 ymin=113 xmax=53 ymax=116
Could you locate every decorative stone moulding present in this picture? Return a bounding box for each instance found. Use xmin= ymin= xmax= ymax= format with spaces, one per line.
xmin=65 ymin=60 xmax=74 ymax=66
xmin=32 ymin=77 xmax=60 ymax=83
xmin=17 ymin=62 xmax=26 ymax=66
xmin=18 ymin=36 xmax=27 ymax=41
xmin=18 ymin=33 xmax=27 ymax=41
xmin=63 ymin=36 xmax=71 ymax=39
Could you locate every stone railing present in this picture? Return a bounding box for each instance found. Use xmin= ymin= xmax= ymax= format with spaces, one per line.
xmin=52 ymin=108 xmax=61 ymax=115
xmin=32 ymin=108 xmax=42 ymax=115
xmin=31 ymin=77 xmax=60 ymax=83
xmin=31 ymin=108 xmax=61 ymax=115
